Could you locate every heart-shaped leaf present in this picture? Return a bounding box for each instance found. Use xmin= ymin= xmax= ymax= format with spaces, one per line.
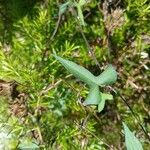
xmin=96 ymin=65 xmax=117 ymax=86
xmin=83 ymin=85 xmax=101 ymax=105
xmin=123 ymin=122 xmax=143 ymax=150
xmin=54 ymin=55 xmax=96 ymax=86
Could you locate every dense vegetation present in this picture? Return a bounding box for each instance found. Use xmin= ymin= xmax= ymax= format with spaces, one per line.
xmin=0 ymin=0 xmax=149 ymax=149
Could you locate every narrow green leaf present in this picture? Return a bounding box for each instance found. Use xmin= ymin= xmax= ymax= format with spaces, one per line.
xmin=75 ymin=0 xmax=86 ymax=26
xmin=123 ymin=122 xmax=143 ymax=150
xmin=98 ymin=99 xmax=105 ymax=112
xmin=54 ymin=55 xmax=96 ymax=86
xmin=83 ymin=85 xmax=101 ymax=105
xmin=96 ymin=65 xmax=117 ymax=86
xmin=59 ymin=2 xmax=71 ymax=16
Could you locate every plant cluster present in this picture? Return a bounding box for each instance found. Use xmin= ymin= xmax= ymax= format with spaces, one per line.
xmin=0 ymin=0 xmax=149 ymax=149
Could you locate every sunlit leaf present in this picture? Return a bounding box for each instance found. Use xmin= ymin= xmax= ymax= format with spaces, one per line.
xmin=54 ymin=55 xmax=96 ymax=86
xmin=83 ymin=85 xmax=101 ymax=105
xmin=123 ymin=122 xmax=143 ymax=150
xmin=96 ymin=65 xmax=117 ymax=86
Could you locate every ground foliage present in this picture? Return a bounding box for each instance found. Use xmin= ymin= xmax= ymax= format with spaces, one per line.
xmin=0 ymin=0 xmax=150 ymax=149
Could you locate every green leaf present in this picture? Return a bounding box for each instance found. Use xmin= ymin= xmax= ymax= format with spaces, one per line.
xmin=123 ymin=122 xmax=143 ymax=150
xmin=83 ymin=89 xmax=113 ymax=107
xmin=101 ymin=93 xmax=113 ymax=101
xmin=98 ymin=93 xmax=113 ymax=112
xmin=19 ymin=141 xmax=39 ymax=150
xmin=83 ymin=85 xmax=101 ymax=105
xmin=59 ymin=2 xmax=72 ymax=16
xmin=54 ymin=55 xmax=117 ymax=112
xmin=98 ymin=99 xmax=105 ymax=112
xmin=76 ymin=5 xmax=86 ymax=26
xmin=79 ymin=0 xmax=86 ymax=6
xmin=96 ymin=65 xmax=117 ymax=86
xmin=54 ymin=55 xmax=117 ymax=87
xmin=74 ymin=0 xmax=86 ymax=26
xmin=53 ymin=55 xmax=96 ymax=86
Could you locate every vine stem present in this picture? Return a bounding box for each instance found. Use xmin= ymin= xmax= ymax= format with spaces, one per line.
xmin=79 ymin=25 xmax=101 ymax=70
xmin=74 ymin=121 xmax=114 ymax=149
xmin=108 ymin=86 xmax=150 ymax=141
